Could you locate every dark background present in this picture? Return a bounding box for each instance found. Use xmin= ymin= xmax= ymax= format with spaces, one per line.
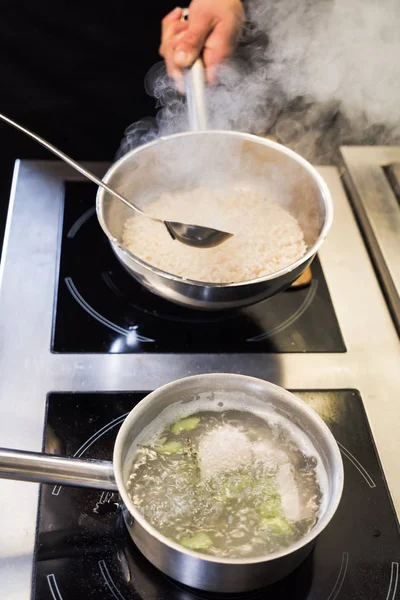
xmin=0 ymin=0 xmax=177 ymax=259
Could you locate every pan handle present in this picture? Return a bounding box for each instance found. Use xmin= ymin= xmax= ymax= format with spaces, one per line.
xmin=0 ymin=447 xmax=117 ymax=491
xmin=181 ymin=8 xmax=208 ymax=131
xmin=184 ymin=59 xmax=208 ymax=131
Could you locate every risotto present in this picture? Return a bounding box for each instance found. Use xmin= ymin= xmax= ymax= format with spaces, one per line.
xmin=122 ymin=187 xmax=307 ymax=284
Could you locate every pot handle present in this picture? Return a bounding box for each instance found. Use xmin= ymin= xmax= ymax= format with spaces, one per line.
xmin=184 ymin=59 xmax=208 ymax=131
xmin=182 ymin=8 xmax=208 ymax=131
xmin=0 ymin=447 xmax=118 ymax=491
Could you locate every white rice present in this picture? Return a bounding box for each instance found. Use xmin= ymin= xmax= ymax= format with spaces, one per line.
xmin=198 ymin=425 xmax=253 ymax=480
xmin=121 ymin=187 xmax=307 ymax=284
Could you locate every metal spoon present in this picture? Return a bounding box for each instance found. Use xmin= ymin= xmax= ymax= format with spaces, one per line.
xmin=0 ymin=113 xmax=233 ymax=249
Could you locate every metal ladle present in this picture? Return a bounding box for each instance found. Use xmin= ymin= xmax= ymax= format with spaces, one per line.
xmin=0 ymin=108 xmax=233 ymax=248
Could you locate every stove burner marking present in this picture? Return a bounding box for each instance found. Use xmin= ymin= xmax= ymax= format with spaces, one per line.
xmin=65 ymin=277 xmax=154 ymax=342
xmin=94 ymin=490 xmax=120 ymax=514
xmin=99 ymin=559 xmax=127 ymax=600
xmin=47 ymin=574 xmax=64 ymax=600
xmin=99 ymin=490 xmax=115 ymax=504
xmin=102 ymin=270 xmax=234 ymax=324
xmin=386 ymin=562 xmax=399 ymax=600
xmin=52 ymin=412 xmax=129 ymax=495
xmin=338 ymin=442 xmax=376 ymax=488
xmin=246 ymin=279 xmax=318 ymax=342
xmin=327 ymin=552 xmax=349 ymax=600
xmin=67 ymin=207 xmax=96 ymax=238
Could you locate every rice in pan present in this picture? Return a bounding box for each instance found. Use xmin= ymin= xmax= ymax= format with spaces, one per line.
xmin=122 ymin=187 xmax=306 ymax=284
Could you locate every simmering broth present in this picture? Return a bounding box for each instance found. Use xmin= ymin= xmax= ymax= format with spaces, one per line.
xmin=126 ymin=407 xmax=325 ymax=559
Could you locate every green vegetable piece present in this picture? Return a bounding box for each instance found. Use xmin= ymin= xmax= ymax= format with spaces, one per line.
xmin=171 ymin=417 xmax=200 ymax=434
xmin=154 ymin=440 xmax=182 ymax=454
xmin=220 ymin=472 xmax=253 ymax=499
xmin=180 ymin=532 xmax=213 ymax=550
xmin=261 ymin=516 xmax=292 ymax=536
xmin=258 ymin=494 xmax=282 ymax=519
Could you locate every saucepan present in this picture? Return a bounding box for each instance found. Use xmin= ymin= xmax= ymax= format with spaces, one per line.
xmin=0 ymin=374 xmax=343 ymax=593
xmin=96 ymin=60 xmax=333 ymax=310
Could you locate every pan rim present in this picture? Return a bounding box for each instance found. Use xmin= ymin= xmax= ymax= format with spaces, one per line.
xmin=96 ymin=131 xmax=333 ymax=289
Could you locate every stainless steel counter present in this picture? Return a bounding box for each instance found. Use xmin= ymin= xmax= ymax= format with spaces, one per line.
xmin=0 ymin=161 xmax=399 ymax=600
xmin=341 ymin=146 xmax=400 ymax=336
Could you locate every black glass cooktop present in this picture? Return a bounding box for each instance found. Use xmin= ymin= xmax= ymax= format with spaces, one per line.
xmin=52 ymin=183 xmax=345 ymax=354
xmin=34 ymin=390 xmax=399 ymax=600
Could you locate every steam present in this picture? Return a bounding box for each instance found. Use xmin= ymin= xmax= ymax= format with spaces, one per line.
xmin=117 ymin=0 xmax=400 ymax=164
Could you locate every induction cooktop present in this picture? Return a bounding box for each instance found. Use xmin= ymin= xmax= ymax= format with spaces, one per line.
xmin=33 ymin=390 xmax=400 ymax=600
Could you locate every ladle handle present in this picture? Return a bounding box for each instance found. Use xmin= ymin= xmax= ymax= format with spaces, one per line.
xmin=181 ymin=9 xmax=208 ymax=131
xmin=0 ymin=113 xmax=146 ymax=219
xmin=0 ymin=447 xmax=117 ymax=491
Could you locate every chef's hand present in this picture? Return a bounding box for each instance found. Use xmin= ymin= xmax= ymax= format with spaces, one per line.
xmin=159 ymin=0 xmax=244 ymax=90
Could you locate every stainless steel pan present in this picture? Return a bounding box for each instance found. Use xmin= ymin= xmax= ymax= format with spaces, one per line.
xmin=0 ymin=374 xmax=343 ymax=593
xmin=96 ymin=61 xmax=333 ymax=310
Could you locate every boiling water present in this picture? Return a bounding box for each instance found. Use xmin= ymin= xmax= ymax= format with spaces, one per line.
xmin=126 ymin=409 xmax=324 ymax=558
